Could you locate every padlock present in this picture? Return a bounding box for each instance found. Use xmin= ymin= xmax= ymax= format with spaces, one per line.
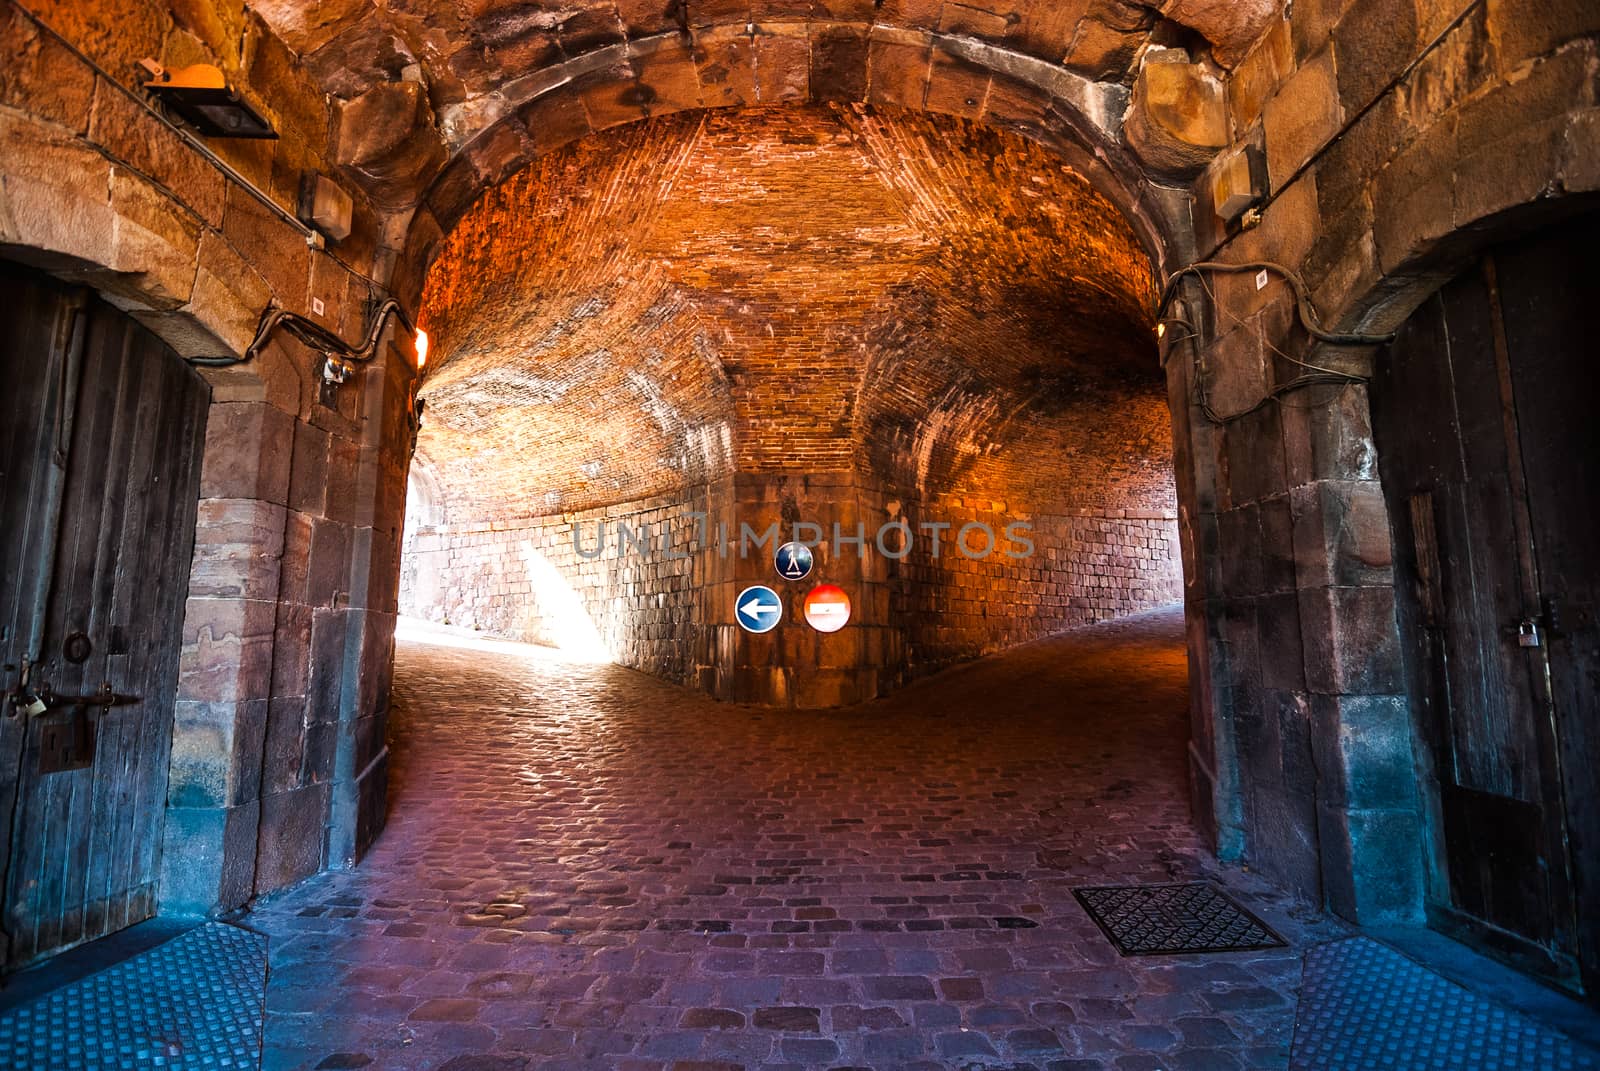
xmin=21 ymin=693 xmax=47 ymax=716
xmin=1518 ymin=620 xmax=1542 ymax=648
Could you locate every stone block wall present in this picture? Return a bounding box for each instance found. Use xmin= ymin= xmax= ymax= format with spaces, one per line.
xmin=1171 ymin=0 xmax=1600 ymax=923
xmin=896 ymin=503 xmax=1182 ymax=672
xmin=402 ymin=487 xmax=716 ymax=683
xmin=402 ymin=470 xmax=1181 ymax=707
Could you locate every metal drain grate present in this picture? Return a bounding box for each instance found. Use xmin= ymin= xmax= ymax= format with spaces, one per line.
xmin=0 ymin=922 xmax=267 ymax=1070
xmin=1291 ymin=937 xmax=1600 ymax=1070
xmin=1072 ymin=882 xmax=1286 ymax=955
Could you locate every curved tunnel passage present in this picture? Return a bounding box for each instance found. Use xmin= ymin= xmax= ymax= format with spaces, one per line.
xmin=400 ymin=103 xmax=1181 ymax=704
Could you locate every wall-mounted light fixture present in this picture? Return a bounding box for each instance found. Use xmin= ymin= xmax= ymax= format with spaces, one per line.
xmin=1210 ymin=144 xmax=1265 ymax=229
xmin=138 ymin=60 xmax=276 ymax=139
xmin=298 ymin=172 xmax=353 ymax=243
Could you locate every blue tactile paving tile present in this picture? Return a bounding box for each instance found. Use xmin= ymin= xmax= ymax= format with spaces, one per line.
xmin=1291 ymin=937 xmax=1600 ymax=1071
xmin=0 ymin=922 xmax=267 ymax=1071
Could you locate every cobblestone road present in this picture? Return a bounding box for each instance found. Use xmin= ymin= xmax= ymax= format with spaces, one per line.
xmin=250 ymin=607 xmax=1342 ymax=1070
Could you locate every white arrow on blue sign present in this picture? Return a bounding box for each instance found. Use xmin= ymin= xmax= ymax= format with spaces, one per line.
xmin=735 ymin=585 xmax=784 ymax=633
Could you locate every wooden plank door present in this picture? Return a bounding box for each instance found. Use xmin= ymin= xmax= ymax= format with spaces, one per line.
xmin=1373 ymin=219 xmax=1594 ymax=993
xmin=1491 ymin=213 xmax=1600 ymax=1000
xmin=0 ymin=261 xmax=209 ymax=970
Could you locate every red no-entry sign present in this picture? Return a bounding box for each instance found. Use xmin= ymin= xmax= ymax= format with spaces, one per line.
xmin=802 ymin=585 xmax=851 ymax=633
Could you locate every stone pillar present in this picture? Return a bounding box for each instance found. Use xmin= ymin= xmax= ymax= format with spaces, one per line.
xmin=1284 ymin=386 xmax=1423 ymax=923
xmin=1163 ymin=316 xmax=1246 ymax=863
xmin=1168 ymin=278 xmax=1424 ymax=921
xmin=161 ymin=401 xmax=292 ymax=915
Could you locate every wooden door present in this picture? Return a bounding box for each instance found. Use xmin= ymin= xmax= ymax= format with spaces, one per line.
xmin=1373 ymin=214 xmax=1599 ymax=997
xmin=0 ymin=261 xmax=209 ymax=969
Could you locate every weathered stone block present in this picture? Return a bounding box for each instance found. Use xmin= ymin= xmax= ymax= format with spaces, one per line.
xmin=1297 ymin=584 xmax=1404 ymax=695
xmin=1256 ymin=591 xmax=1306 ymax=691
xmin=1163 ymin=0 xmax=1283 ymax=68
xmin=0 ymin=7 xmax=96 ymax=132
xmin=308 ymin=517 xmax=354 ymax=606
xmin=1222 ymin=404 xmax=1288 ymax=506
xmin=1486 ymin=0 xmax=1600 ymax=70
xmin=1064 ymin=16 xmax=1146 ymax=79
xmin=167 ymin=698 xmax=268 ymax=810
xmin=184 ymin=231 xmax=274 ymax=358
xmin=255 ymin=781 xmax=331 ymax=892
xmin=1227 ymin=14 xmax=1292 ymax=128
xmin=811 ymin=24 xmax=869 ymax=104
xmin=334 ymin=80 xmax=446 ymax=208
xmin=1371 ymin=114 xmax=1457 ymax=274
xmin=247 ymin=0 xmax=368 ymax=57
xmin=308 ymin=607 xmax=351 ymax=724
xmin=88 ymin=78 xmax=227 ymax=226
xmin=106 ymin=167 xmax=201 ymax=310
xmin=1258 ymin=495 xmax=1296 ymax=593
xmin=199 ymin=401 xmax=295 ymax=504
xmin=1217 ymin=505 xmax=1263 ymax=597
xmin=753 ymin=24 xmax=811 ymax=103
xmin=158 ymin=798 xmax=259 ymax=917
xmin=1317 ymin=803 xmax=1424 ymax=923
xmin=1263 ymin=48 xmax=1342 ymax=188
xmin=1281 ymin=382 xmax=1376 ymax=486
xmin=868 ymin=36 xmax=931 ymax=111
xmin=634 ymin=40 xmax=705 ymax=114
xmin=188 ymin=498 xmax=288 ymax=600
xmin=1309 ymin=693 xmax=1418 ymax=809
xmin=1204 ymin=322 xmax=1272 ymax=421
xmin=179 ymin=596 xmax=278 ymax=703
xmin=1123 ymin=51 xmax=1228 ymax=178
xmin=1290 ymin=479 xmax=1393 ymax=589
xmin=515 ymin=89 xmax=594 ymax=159
xmin=925 ymin=48 xmax=991 ymax=118
xmin=1331 ymin=0 xmax=1417 ymax=115
xmin=1248 ymin=783 xmax=1322 ymax=902
xmin=270 ymin=598 xmax=313 ymax=696
xmin=694 ymin=25 xmax=758 ymax=109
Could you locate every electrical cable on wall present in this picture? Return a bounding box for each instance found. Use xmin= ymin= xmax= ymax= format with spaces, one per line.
xmin=188 ymin=299 xmax=421 ymax=374
xmin=1157 ymin=261 xmax=1397 ymax=426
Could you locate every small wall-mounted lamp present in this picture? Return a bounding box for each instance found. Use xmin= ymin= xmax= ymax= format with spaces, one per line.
xmin=413 ymin=329 xmax=429 ymax=369
xmin=298 ymin=172 xmax=353 ymax=243
xmin=138 ymin=60 xmax=277 ymax=139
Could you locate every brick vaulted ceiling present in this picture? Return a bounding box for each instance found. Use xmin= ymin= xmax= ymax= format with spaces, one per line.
xmin=415 ymin=104 xmax=1165 ymax=518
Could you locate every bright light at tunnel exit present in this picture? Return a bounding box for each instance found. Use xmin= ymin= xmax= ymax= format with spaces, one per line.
xmin=413 ymin=328 xmax=428 ymax=368
xmin=519 ymin=544 xmax=613 ymax=663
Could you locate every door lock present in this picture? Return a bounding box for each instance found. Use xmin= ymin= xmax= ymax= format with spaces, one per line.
xmin=1516 ymin=618 xmax=1542 ymax=648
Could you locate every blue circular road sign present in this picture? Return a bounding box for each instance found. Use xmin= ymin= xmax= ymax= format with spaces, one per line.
xmin=735 ymin=584 xmax=784 ymax=633
xmin=775 ymin=541 xmax=814 ymax=581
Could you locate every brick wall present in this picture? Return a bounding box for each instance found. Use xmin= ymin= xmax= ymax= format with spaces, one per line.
xmin=895 ymin=502 xmax=1181 ymax=673
xmin=401 ymin=472 xmax=1181 ymax=705
xmin=402 ymin=487 xmax=714 ymax=683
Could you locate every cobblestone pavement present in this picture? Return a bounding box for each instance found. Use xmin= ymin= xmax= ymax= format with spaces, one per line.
xmin=248 ymin=606 xmax=1344 ymax=1071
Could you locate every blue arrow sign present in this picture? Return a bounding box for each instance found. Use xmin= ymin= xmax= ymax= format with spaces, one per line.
xmin=735 ymin=585 xmax=783 ymax=633
xmin=775 ymin=541 xmax=814 ymax=581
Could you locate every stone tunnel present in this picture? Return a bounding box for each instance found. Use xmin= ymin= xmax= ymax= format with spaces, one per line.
xmin=400 ymin=104 xmax=1181 ymax=706
xmin=1 ymin=0 xmax=1599 ymax=1067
